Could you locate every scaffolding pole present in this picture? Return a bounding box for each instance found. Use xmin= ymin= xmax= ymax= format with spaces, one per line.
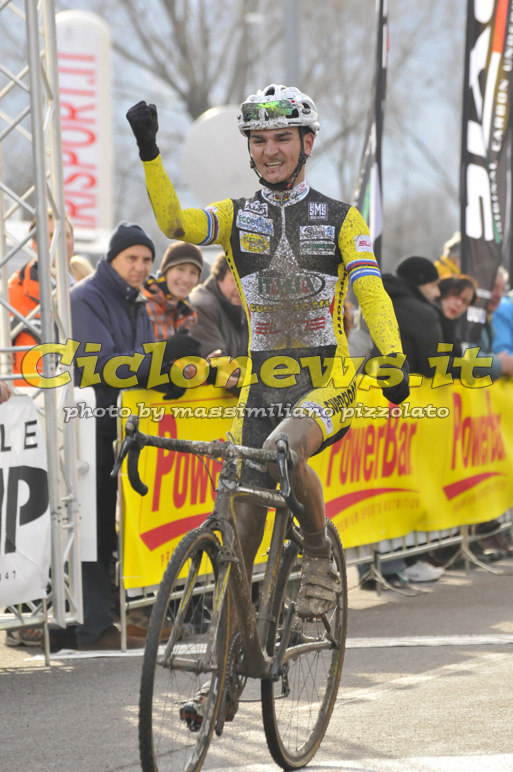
xmin=0 ymin=0 xmax=82 ymax=642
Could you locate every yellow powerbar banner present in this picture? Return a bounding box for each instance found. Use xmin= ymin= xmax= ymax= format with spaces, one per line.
xmin=119 ymin=379 xmax=513 ymax=590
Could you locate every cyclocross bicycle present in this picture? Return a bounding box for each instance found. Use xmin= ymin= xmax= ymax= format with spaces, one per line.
xmin=113 ymin=415 xmax=348 ymax=772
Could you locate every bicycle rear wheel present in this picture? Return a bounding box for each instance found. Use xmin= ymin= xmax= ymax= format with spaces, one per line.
xmin=139 ymin=528 xmax=230 ymax=772
xmin=261 ymin=518 xmax=347 ymax=770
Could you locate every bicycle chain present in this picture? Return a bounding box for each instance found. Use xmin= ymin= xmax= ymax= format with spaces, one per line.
xmin=226 ymin=632 xmax=247 ymax=705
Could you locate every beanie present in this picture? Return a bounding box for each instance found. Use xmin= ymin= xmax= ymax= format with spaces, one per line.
xmin=106 ymin=221 xmax=155 ymax=263
xmin=160 ymin=241 xmax=204 ymax=275
xmin=396 ymin=255 xmax=439 ymax=286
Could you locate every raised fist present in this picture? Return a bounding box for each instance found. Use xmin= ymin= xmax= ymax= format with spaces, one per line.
xmin=126 ymin=101 xmax=159 ymax=161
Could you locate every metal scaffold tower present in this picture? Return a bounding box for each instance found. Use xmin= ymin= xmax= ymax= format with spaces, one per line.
xmin=0 ymin=0 xmax=82 ymax=651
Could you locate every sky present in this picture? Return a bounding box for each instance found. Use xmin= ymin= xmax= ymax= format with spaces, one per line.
xmin=1 ymin=0 xmax=470 ymax=268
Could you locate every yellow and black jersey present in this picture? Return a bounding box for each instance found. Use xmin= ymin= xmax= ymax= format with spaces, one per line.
xmin=143 ymin=156 xmax=401 ymax=361
xmin=142 ymin=155 xmax=402 ymax=450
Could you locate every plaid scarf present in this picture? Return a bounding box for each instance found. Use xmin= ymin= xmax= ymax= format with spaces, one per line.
xmin=143 ymin=275 xmax=197 ymax=340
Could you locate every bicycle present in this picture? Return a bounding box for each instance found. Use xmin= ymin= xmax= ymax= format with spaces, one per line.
xmin=113 ymin=415 xmax=348 ymax=772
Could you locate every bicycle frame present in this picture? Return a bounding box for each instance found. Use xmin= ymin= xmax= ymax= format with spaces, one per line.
xmin=201 ymin=466 xmax=301 ymax=680
xmin=114 ymin=416 xmax=335 ymax=682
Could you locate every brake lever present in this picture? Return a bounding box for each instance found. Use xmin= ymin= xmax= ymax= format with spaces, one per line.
xmin=110 ymin=416 xmax=149 ymax=496
xmin=275 ymin=433 xmax=304 ymax=517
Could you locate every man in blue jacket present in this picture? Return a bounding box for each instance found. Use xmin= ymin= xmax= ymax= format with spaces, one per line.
xmin=70 ymin=222 xmax=200 ymax=649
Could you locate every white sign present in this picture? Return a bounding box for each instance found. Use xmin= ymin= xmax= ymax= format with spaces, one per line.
xmin=182 ymin=105 xmax=257 ymax=203
xmin=71 ymin=387 xmax=97 ymax=562
xmin=0 ymin=396 xmax=51 ymax=606
xmin=56 ymin=10 xmax=113 ymax=230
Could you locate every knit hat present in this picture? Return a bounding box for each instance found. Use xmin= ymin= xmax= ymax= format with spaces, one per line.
xmin=106 ymin=221 xmax=155 ymax=262
xmin=160 ymin=241 xmax=204 ymax=275
xmin=396 ymin=255 xmax=439 ymax=286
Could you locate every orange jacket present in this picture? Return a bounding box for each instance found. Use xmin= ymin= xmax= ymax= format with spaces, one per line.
xmin=8 ymin=259 xmax=41 ymax=382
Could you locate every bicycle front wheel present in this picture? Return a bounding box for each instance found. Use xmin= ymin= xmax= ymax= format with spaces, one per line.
xmin=261 ymin=518 xmax=348 ymax=770
xmin=139 ymin=528 xmax=230 ymax=772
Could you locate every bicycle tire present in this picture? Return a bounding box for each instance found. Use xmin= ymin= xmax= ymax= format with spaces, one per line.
xmin=139 ymin=527 xmax=230 ymax=772
xmin=261 ymin=518 xmax=348 ymax=770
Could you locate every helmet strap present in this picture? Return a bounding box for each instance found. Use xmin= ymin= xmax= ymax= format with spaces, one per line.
xmin=247 ymin=132 xmax=310 ymax=192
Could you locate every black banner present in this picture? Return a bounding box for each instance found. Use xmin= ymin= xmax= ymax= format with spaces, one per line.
xmin=353 ymin=0 xmax=388 ymax=265
xmin=460 ymin=0 xmax=513 ymax=341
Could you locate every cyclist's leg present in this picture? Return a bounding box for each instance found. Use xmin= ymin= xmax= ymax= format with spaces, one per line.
xmin=262 ymin=416 xmax=342 ymax=617
xmin=262 ymin=373 xmax=355 ymax=618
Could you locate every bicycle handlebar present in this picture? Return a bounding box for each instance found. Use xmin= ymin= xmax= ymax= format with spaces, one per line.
xmin=111 ymin=416 xmax=305 ymax=517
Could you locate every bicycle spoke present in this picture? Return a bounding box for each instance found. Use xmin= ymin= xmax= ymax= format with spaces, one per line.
xmin=262 ymin=520 xmax=348 ymax=769
xmin=139 ymin=528 xmax=229 ymax=772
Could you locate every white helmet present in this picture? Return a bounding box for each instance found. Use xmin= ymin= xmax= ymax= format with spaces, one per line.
xmin=238 ymin=84 xmax=320 ymax=137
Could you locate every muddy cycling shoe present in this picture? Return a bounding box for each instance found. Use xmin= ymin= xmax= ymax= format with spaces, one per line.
xmin=5 ymin=627 xmax=43 ymax=647
xmin=296 ymin=555 xmax=342 ymax=619
xmin=180 ymin=683 xmax=238 ymax=732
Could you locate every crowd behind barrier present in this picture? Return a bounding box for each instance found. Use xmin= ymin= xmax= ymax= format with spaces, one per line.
xmin=2 ymin=376 xmax=512 ymax=643
xmin=118 ymin=376 xmax=513 ymax=611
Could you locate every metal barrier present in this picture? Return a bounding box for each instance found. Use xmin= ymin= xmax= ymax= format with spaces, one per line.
xmin=117 ymin=512 xmax=513 ymax=644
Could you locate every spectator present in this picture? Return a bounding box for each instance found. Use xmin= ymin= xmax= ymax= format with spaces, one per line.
xmin=379 ymin=255 xmax=444 ymax=377
xmin=374 ymin=255 xmax=446 ymax=583
xmin=143 ymin=241 xmax=202 ymax=340
xmin=474 ymin=266 xmax=513 ymax=558
xmin=428 ymin=268 xmax=512 ymax=565
xmin=70 ymin=255 xmax=94 ymax=283
xmin=437 ymin=275 xmax=477 ymax=357
xmin=435 ymin=230 xmax=462 ymax=278
xmin=491 ymin=270 xmax=513 ymax=356
xmin=476 ymin=266 xmax=513 ymax=380
xmin=189 ymin=253 xmax=249 ymax=360
xmin=8 ymin=211 xmax=75 ymax=377
xmin=70 ymin=222 xmax=201 ymax=650
xmin=0 ymin=380 xmax=11 ymax=403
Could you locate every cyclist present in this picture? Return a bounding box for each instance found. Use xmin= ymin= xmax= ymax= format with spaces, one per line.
xmin=126 ymin=84 xmax=409 ymax=623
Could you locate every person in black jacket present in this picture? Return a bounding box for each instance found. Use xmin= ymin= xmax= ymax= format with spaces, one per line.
xmin=381 ymin=255 xmax=444 ymax=377
xmin=70 ymin=222 xmax=201 ymax=650
xmin=379 ymin=255 xmax=446 ymax=583
xmin=189 ymin=253 xmax=249 ymax=360
xmin=189 ymin=253 xmax=249 ymax=390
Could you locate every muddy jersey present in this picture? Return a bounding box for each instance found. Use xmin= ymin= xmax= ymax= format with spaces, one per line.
xmin=142 ymin=156 xmax=402 ymax=362
xmin=231 ymin=183 xmax=356 ymax=357
xmin=141 ymin=156 xmax=403 ymax=446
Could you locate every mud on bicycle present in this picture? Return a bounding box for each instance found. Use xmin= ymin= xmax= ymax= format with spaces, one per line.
xmin=114 ymin=415 xmax=348 ymax=772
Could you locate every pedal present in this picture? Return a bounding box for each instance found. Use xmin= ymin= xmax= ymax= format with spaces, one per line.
xmin=179 ymin=703 xmax=203 ymax=733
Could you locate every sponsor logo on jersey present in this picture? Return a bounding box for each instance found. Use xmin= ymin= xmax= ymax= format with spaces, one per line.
xmin=300 ymin=400 xmax=334 ymax=434
xmin=323 ymin=381 xmax=357 ymax=415
xmin=308 ymin=202 xmax=328 ymax=220
xmin=244 ymin=200 xmax=268 ymax=216
xmin=300 ymin=225 xmax=335 ymax=240
xmin=236 ymin=210 xmax=273 ymax=235
xmin=240 ymin=232 xmax=270 ymax=253
xmin=300 ymin=241 xmax=336 ymax=255
xmin=249 ymin=298 xmax=331 ymax=314
xmin=354 ymin=234 xmax=373 ymax=252
xmin=256 ymin=271 xmax=325 ymax=300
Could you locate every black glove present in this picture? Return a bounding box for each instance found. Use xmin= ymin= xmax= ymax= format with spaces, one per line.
xmin=163 ymin=334 xmax=202 ymax=364
xmin=151 ymin=381 xmax=187 ymax=400
xmin=163 ymin=384 xmax=187 ymax=401
xmin=126 ymin=101 xmax=159 ymax=161
xmin=379 ymin=353 xmax=410 ymax=405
